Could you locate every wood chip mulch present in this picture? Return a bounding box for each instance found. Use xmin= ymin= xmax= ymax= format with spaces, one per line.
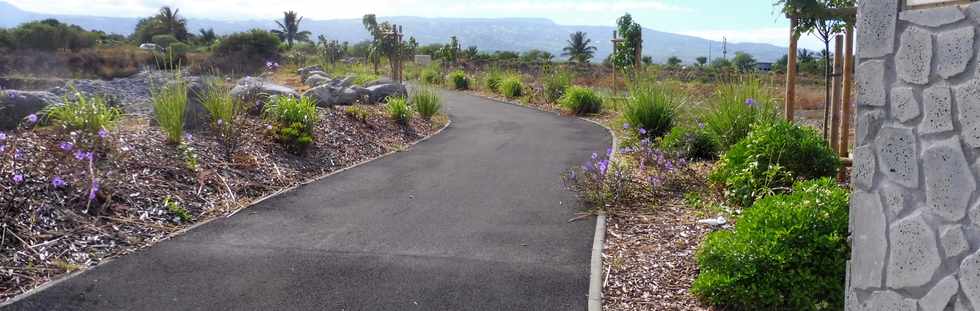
xmin=0 ymin=105 xmax=447 ymax=302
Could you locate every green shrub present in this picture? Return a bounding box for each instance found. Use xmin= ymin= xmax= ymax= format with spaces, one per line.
xmin=208 ymin=29 xmax=281 ymax=73
xmin=344 ymin=106 xmax=370 ymax=123
xmin=543 ymin=70 xmax=572 ymax=103
xmin=693 ymin=178 xmax=849 ymax=310
xmin=483 ymin=68 xmax=504 ymax=93
xmin=196 ymin=78 xmax=238 ymax=127
xmin=152 ymin=76 xmax=189 ymax=144
xmin=558 ymin=86 xmax=602 ymax=115
xmin=499 ymin=76 xmax=524 ymax=98
xmin=411 ymin=86 xmax=441 ymax=121
xmin=623 ymin=84 xmax=679 ymax=138
xmin=420 ymin=67 xmax=443 ymax=85
xmin=701 ymin=78 xmax=778 ymax=151
xmin=151 ymin=34 xmax=179 ymax=48
xmin=9 ymin=19 xmax=98 ymax=51
xmin=710 ymin=120 xmax=839 ymax=206
xmin=448 ymin=70 xmax=469 ymax=90
xmin=164 ymin=196 xmax=192 ymax=222
xmin=45 ymin=85 xmax=122 ymax=135
xmin=264 ymin=96 xmax=318 ymax=153
xmin=387 ymin=97 xmax=413 ymax=125
xmin=659 ymin=126 xmax=718 ymax=161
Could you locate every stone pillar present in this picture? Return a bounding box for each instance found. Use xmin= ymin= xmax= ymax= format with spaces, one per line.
xmin=849 ymin=1 xmax=980 ymax=310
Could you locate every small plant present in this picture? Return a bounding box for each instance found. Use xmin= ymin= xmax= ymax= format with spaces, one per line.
xmin=152 ymin=74 xmax=189 ymax=144
xmin=448 ymin=70 xmax=469 ymax=90
xmin=659 ymin=125 xmax=718 ymax=161
xmin=563 ymin=149 xmax=640 ymax=210
xmin=701 ymin=78 xmax=778 ymax=151
xmin=197 ymin=77 xmax=242 ymax=159
xmin=483 ymin=68 xmax=504 ymax=93
xmin=177 ymin=140 xmax=199 ymax=171
xmin=623 ymin=83 xmax=679 ymax=139
xmin=558 ymin=86 xmax=602 ymax=115
xmin=345 ymin=106 xmax=371 ymax=123
xmin=543 ymin=69 xmax=572 ymax=103
xmin=164 ymin=196 xmax=192 ymax=223
xmin=264 ymin=96 xmax=319 ymax=153
xmin=693 ymin=178 xmax=849 ymax=310
xmin=710 ymin=120 xmax=839 ymax=206
xmin=386 ymin=96 xmax=413 ymax=125
xmin=420 ymin=66 xmax=444 ymax=85
xmin=411 ymin=86 xmax=442 ymax=121
xmin=44 ymin=85 xmax=122 ymax=135
xmin=499 ymin=75 xmax=524 ymax=98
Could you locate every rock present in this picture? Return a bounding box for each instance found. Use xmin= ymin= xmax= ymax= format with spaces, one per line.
xmin=923 ymin=137 xmax=975 ymax=221
xmin=857 ymin=0 xmax=898 ymax=58
xmin=304 ymin=74 xmax=331 ymax=87
xmin=364 ymin=77 xmax=395 ymax=87
xmin=954 ymin=78 xmax=980 ymax=148
xmin=899 ymin=6 xmax=965 ymax=27
xmin=940 ymin=225 xmax=969 ymax=259
xmin=919 ymin=84 xmax=954 ymax=135
xmin=304 ymin=84 xmax=343 ymax=107
xmin=920 ymin=276 xmax=959 ymax=311
xmin=0 ymin=90 xmax=60 ymax=130
xmin=960 ymin=250 xmax=980 ymax=311
xmin=890 ymin=86 xmax=920 ymax=123
xmin=865 ymin=290 xmax=916 ymax=311
xmin=334 ymin=76 xmax=355 ymax=88
xmin=935 ymin=27 xmax=974 ymax=79
xmin=850 ymin=190 xmax=887 ymax=289
xmin=229 ymin=77 xmax=299 ymax=112
xmin=887 ymin=213 xmax=940 ymax=289
xmin=881 ymin=183 xmax=911 ymax=216
xmin=297 ymin=65 xmax=323 ymax=78
xmin=696 ymin=216 xmax=726 ymax=226
xmin=851 ymin=145 xmax=875 ymax=191
xmin=896 ymin=26 xmax=932 ymax=85
xmin=366 ymin=83 xmax=407 ymax=103
xmin=874 ymin=126 xmax=919 ymax=188
xmin=856 ymin=109 xmax=884 ymax=146
xmin=857 ymin=60 xmax=887 ymax=107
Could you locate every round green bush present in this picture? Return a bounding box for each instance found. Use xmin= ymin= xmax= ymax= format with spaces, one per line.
xmin=659 ymin=126 xmax=718 ymax=161
xmin=558 ymin=86 xmax=602 ymax=115
xmin=543 ymin=71 xmax=571 ymax=103
xmin=499 ymin=77 xmax=524 ymax=98
xmin=623 ymin=85 xmax=679 ymax=138
xmin=483 ymin=72 xmax=503 ymax=93
xmin=421 ymin=68 xmax=443 ymax=85
xmin=693 ymin=178 xmax=849 ymax=310
xmin=709 ymin=120 xmax=840 ymax=207
xmin=214 ymin=29 xmax=281 ymax=59
xmin=448 ymin=70 xmax=469 ymax=90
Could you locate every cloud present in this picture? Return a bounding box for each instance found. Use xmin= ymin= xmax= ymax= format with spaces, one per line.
xmin=680 ymin=27 xmax=826 ymax=51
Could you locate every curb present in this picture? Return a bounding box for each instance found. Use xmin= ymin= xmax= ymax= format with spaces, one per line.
xmin=1 ymin=117 xmax=453 ymax=307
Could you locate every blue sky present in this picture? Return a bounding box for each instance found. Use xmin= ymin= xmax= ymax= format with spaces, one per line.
xmin=7 ymin=0 xmax=824 ymax=49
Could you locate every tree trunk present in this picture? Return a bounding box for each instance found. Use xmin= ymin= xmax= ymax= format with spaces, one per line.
xmin=822 ymin=40 xmax=832 ymax=140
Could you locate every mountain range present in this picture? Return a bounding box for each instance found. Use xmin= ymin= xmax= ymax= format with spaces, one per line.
xmin=0 ymin=1 xmax=789 ymax=63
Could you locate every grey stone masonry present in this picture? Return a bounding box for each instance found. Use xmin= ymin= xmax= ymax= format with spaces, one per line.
xmin=850 ymin=2 xmax=980 ymax=310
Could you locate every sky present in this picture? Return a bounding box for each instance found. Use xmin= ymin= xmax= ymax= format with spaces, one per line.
xmin=6 ymin=0 xmax=826 ymax=50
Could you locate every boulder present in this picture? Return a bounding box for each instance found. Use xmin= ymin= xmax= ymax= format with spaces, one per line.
xmin=297 ymin=65 xmax=324 ymax=78
xmin=366 ymin=83 xmax=408 ymax=103
xmin=304 ymin=74 xmax=331 ymax=87
xmin=229 ymin=76 xmax=299 ymax=113
xmin=181 ymin=76 xmax=211 ymax=130
xmin=364 ymin=77 xmax=395 ymax=87
xmin=335 ymin=76 xmax=355 ymax=88
xmin=304 ymin=84 xmax=344 ymax=107
xmin=337 ymin=86 xmax=372 ymax=105
xmin=0 ymin=90 xmax=60 ymax=130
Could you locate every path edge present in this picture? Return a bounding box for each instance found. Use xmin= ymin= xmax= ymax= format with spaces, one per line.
xmin=0 ymin=118 xmax=453 ymax=307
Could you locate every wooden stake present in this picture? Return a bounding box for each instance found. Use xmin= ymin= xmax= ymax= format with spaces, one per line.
xmin=830 ymin=34 xmax=844 ymax=155
xmin=611 ymin=31 xmax=624 ymax=96
xmin=841 ymin=26 xmax=855 ymax=158
xmin=785 ymin=17 xmax=799 ymax=122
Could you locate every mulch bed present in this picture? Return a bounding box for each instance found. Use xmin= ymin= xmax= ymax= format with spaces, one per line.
xmin=0 ymin=104 xmax=446 ymax=302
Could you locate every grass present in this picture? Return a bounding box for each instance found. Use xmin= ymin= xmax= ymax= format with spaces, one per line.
xmin=44 ymin=85 xmax=122 ymax=135
xmin=499 ymin=75 xmax=524 ymax=98
xmin=623 ymin=83 xmax=681 ymax=138
xmin=411 ymin=85 xmax=442 ymax=120
xmin=152 ymin=72 xmax=189 ymax=144
xmin=387 ymin=96 xmax=413 ymax=125
xmin=196 ymin=77 xmax=239 ymax=127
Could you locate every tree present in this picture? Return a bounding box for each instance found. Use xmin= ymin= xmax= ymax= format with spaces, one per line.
xmin=666 ymin=56 xmax=683 ymax=68
xmin=642 ymin=56 xmax=653 ymax=65
xmin=463 ymin=46 xmax=479 ymax=60
xmin=774 ymin=54 xmax=789 ymax=73
xmin=441 ymin=36 xmax=461 ymax=63
xmin=797 ymin=48 xmax=816 ymax=63
xmin=521 ymin=49 xmax=554 ymax=63
xmin=132 ymin=6 xmax=190 ymax=43
xmin=272 ymin=11 xmax=311 ymax=48
xmin=710 ymin=58 xmax=733 ymax=70
xmin=562 ymin=31 xmax=597 ymax=64
xmin=732 ymin=52 xmax=757 ymax=72
xmin=696 ymin=56 xmax=708 ymax=67
xmin=613 ymin=13 xmax=642 ymax=72
xmin=198 ymin=28 xmax=217 ymax=45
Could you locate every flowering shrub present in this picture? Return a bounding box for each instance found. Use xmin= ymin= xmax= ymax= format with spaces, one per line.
xmin=563 ymin=149 xmax=638 ymax=209
xmin=44 ymin=85 xmax=122 ymax=136
xmin=710 ymin=120 xmax=839 ymax=207
xmin=693 ymin=178 xmax=849 ymax=310
xmin=386 ymin=96 xmax=413 ymax=125
xmin=659 ymin=124 xmax=718 ymax=161
xmin=448 ymin=70 xmax=469 ymax=90
xmin=559 ymin=86 xmax=602 ymax=115
xmin=625 ymin=138 xmax=696 ymax=191
xmin=623 ymin=83 xmax=679 ymax=139
xmin=411 ymin=86 xmax=441 ymax=121
xmin=264 ymin=96 xmax=319 ymax=153
xmin=701 ymin=78 xmax=778 ymax=151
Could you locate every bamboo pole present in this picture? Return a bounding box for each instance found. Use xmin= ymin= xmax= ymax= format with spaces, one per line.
xmin=841 ymin=26 xmax=855 ymax=158
xmin=785 ymin=17 xmax=799 ymax=122
xmin=830 ymin=35 xmax=844 ymax=154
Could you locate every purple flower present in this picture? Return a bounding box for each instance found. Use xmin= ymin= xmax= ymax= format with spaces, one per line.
xmin=598 ymin=159 xmax=610 ymax=176
xmin=569 ymin=170 xmax=576 ymax=180
xmin=84 ymin=151 xmax=94 ymax=161
xmin=591 ymin=152 xmax=598 ymax=160
xmin=185 ymin=133 xmax=193 ymax=141
xmin=98 ymin=128 xmax=109 ymax=139
xmin=0 ymin=144 xmax=5 ymax=153
xmin=60 ymin=141 xmax=74 ymax=151
xmin=26 ymin=114 xmax=38 ymax=124
xmin=12 ymin=174 xmax=24 ymax=184
xmin=607 ymin=147 xmax=614 ymax=156
xmin=745 ymin=98 xmax=756 ymax=107
xmin=623 ymin=123 xmax=630 ymax=130
xmin=638 ymin=128 xmax=647 ymax=135
xmin=0 ymin=132 xmax=6 ymax=141
xmin=266 ymin=61 xmax=273 ymax=68
xmin=51 ymin=176 xmax=66 ymax=188
xmin=216 ymin=119 xmax=223 ymax=126
xmin=74 ymin=150 xmax=86 ymax=161
xmin=88 ymin=180 xmax=100 ymax=201
xmin=266 ymin=124 xmax=273 ymax=131
xmin=13 ymin=148 xmax=22 ymax=160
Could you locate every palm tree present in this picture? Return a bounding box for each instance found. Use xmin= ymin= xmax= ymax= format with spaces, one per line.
xmin=156 ymin=6 xmax=188 ymax=41
xmin=798 ymin=49 xmax=815 ymax=64
xmin=198 ymin=28 xmax=217 ymax=45
xmin=562 ymin=31 xmax=597 ymax=64
xmin=272 ymin=11 xmax=312 ymax=48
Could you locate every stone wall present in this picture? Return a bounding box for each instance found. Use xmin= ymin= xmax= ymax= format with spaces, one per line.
xmin=849 ymin=1 xmax=980 ymax=310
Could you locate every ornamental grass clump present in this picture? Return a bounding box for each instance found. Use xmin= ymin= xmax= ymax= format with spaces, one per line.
xmin=386 ymin=96 xmax=413 ymax=125
xmin=558 ymin=86 xmax=602 ymax=115
xmin=197 ymin=77 xmax=244 ymax=159
xmin=411 ymin=86 xmax=441 ymax=121
xmin=499 ymin=75 xmax=524 ymax=98
xmin=448 ymin=70 xmax=469 ymax=90
xmin=483 ymin=67 xmax=504 ymax=93
xmin=44 ymin=85 xmax=122 ymax=136
xmin=623 ymin=83 xmax=680 ymax=139
xmin=543 ymin=69 xmax=572 ymax=103
xmin=152 ymin=75 xmax=189 ymax=144
xmin=420 ymin=66 xmax=443 ymax=85
xmin=659 ymin=124 xmax=718 ymax=161
xmin=701 ymin=77 xmax=778 ymax=151
xmin=693 ymin=178 xmax=849 ymax=310
xmin=264 ymin=96 xmax=319 ymax=153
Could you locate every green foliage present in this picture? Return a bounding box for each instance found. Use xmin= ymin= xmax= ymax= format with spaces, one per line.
xmin=420 ymin=66 xmax=444 ymax=85
xmin=196 ymin=78 xmax=239 ymax=128
xmin=0 ymin=29 xmax=12 ymax=49
xmin=177 ymin=141 xmax=199 ymax=171
xmin=411 ymin=86 xmax=442 ymax=120
xmin=271 ymin=11 xmax=312 ymax=48
xmin=623 ymin=84 xmax=679 ymax=138
xmin=164 ymin=196 xmax=193 ymax=222
xmin=558 ymin=86 xmax=602 ymax=115
xmin=613 ymin=13 xmax=642 ymax=69
xmin=214 ymin=29 xmax=281 ymax=59
xmin=696 ymin=56 xmax=708 ymax=66
xmin=660 ymin=126 xmax=718 ymax=161
xmin=710 ymin=120 xmax=840 ymax=206
xmin=9 ymin=19 xmax=99 ymax=51
xmin=133 ymin=6 xmax=190 ymax=43
xmin=151 ymin=34 xmax=179 ymax=48
xmin=543 ymin=70 xmax=572 ymax=104
xmin=152 ymin=74 xmax=189 ymax=144
xmin=264 ymin=96 xmax=319 ymax=153
xmin=710 ymin=58 xmax=733 ymax=70
xmin=733 ymin=52 xmax=757 ymax=72
xmin=386 ymin=97 xmax=413 ymax=125
xmin=701 ymin=78 xmax=779 ymax=151
xmin=562 ymin=31 xmax=597 ymax=64
xmin=499 ymin=76 xmax=524 ymax=98
xmin=693 ymin=178 xmax=849 ymax=311
xmin=344 ymin=106 xmax=371 ymax=123
xmin=448 ymin=70 xmax=469 ymax=90
xmin=483 ymin=68 xmax=504 ymax=93
xmin=44 ymin=85 xmax=122 ymax=135
xmin=666 ymin=56 xmax=683 ymax=68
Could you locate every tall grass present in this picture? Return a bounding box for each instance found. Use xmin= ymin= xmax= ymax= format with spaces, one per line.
xmin=700 ymin=77 xmax=779 ymax=151
xmin=543 ymin=69 xmax=572 ymax=103
xmin=623 ymin=83 xmax=681 ymax=138
xmin=559 ymin=86 xmax=602 ymax=115
xmin=152 ymin=73 xmax=189 ymax=144
xmin=197 ymin=77 xmax=239 ymax=126
xmin=483 ymin=67 xmax=504 ymax=93
xmin=499 ymin=75 xmax=524 ymax=98
xmin=411 ymin=86 xmax=442 ymax=120
xmin=387 ymin=96 xmax=413 ymax=125
xmin=45 ymin=85 xmax=122 ymax=135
